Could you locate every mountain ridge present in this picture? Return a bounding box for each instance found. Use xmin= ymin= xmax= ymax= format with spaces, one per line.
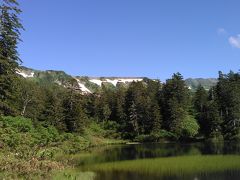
xmin=17 ymin=66 xmax=218 ymax=93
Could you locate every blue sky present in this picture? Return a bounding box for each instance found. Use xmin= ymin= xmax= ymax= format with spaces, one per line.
xmin=18 ymin=0 xmax=240 ymax=80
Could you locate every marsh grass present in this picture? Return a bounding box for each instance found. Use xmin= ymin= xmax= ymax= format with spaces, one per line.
xmin=52 ymin=169 xmax=96 ymax=180
xmin=84 ymin=155 xmax=240 ymax=177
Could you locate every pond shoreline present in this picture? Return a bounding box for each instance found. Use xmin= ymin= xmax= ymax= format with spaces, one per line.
xmin=53 ymin=141 xmax=240 ymax=180
xmin=0 ymin=134 xmax=235 ymax=179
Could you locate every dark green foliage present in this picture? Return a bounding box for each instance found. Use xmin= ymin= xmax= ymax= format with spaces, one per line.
xmin=135 ymin=130 xmax=177 ymax=142
xmin=89 ymin=79 xmax=164 ymax=140
xmin=40 ymin=84 xmax=66 ymax=131
xmin=62 ymin=90 xmax=88 ymax=133
xmin=129 ymin=101 xmax=140 ymax=136
xmin=204 ymin=100 xmax=223 ymax=138
xmin=1 ymin=1 xmax=240 ymax=158
xmin=114 ymin=85 xmax=127 ymax=130
xmin=12 ymin=79 xmax=45 ymax=120
xmin=161 ymin=73 xmax=198 ymax=139
xmin=146 ymin=79 xmax=162 ymax=132
xmin=215 ymin=71 xmax=240 ymax=140
xmin=0 ymin=0 xmax=23 ymax=114
xmin=1 ymin=2 xmax=240 ymax=179
xmin=151 ymin=102 xmax=162 ymax=133
xmin=194 ymin=86 xmax=209 ymax=135
xmin=124 ymin=81 xmax=156 ymax=138
xmin=0 ymin=116 xmax=59 ymax=151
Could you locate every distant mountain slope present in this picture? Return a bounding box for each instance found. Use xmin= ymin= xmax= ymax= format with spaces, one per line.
xmin=185 ymin=78 xmax=218 ymax=91
xmin=17 ymin=66 xmax=145 ymax=94
xmin=17 ymin=66 xmax=218 ymax=93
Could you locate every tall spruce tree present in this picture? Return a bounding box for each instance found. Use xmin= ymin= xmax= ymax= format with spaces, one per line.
xmin=129 ymin=101 xmax=140 ymax=136
xmin=204 ymin=99 xmax=223 ymax=138
xmin=162 ymin=73 xmax=199 ymax=138
xmin=40 ymin=85 xmax=66 ymax=131
xmin=146 ymin=79 xmax=162 ymax=133
xmin=63 ymin=90 xmax=87 ymax=133
xmin=151 ymin=102 xmax=162 ymax=133
xmin=115 ymin=84 xmax=127 ymax=131
xmin=0 ymin=0 xmax=23 ymax=115
xmin=126 ymin=82 xmax=152 ymax=135
xmin=194 ymin=85 xmax=208 ymax=135
xmin=215 ymin=71 xmax=240 ymax=140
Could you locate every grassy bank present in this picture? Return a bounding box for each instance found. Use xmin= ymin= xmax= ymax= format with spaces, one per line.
xmin=85 ymin=155 xmax=240 ymax=177
xmin=0 ymin=116 xmax=125 ymax=179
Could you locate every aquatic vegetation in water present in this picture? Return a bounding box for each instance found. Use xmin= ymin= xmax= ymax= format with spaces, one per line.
xmin=84 ymin=155 xmax=240 ymax=177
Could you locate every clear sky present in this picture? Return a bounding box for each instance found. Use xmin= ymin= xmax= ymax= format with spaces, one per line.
xmin=18 ymin=0 xmax=240 ymax=80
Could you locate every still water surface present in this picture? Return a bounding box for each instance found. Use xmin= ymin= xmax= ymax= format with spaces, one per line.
xmin=79 ymin=142 xmax=240 ymax=180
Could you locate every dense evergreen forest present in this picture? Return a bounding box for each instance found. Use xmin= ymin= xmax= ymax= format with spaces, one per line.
xmin=1 ymin=0 xmax=240 ymax=142
xmin=0 ymin=0 xmax=240 ymax=178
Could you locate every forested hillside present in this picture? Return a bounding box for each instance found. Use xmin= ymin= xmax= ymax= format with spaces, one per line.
xmin=3 ymin=65 xmax=240 ymax=142
xmin=18 ymin=66 xmax=218 ymax=93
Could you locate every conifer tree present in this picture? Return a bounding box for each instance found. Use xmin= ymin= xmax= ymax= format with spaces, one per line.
xmin=0 ymin=0 xmax=23 ymax=114
xmin=194 ymin=85 xmax=208 ymax=135
xmin=204 ymin=100 xmax=222 ymax=138
xmin=115 ymin=85 xmax=127 ymax=128
xmin=151 ymin=102 xmax=162 ymax=133
xmin=162 ymin=73 xmax=198 ymax=138
xmin=40 ymin=85 xmax=66 ymax=131
xmin=63 ymin=90 xmax=87 ymax=133
xmin=129 ymin=101 xmax=139 ymax=136
xmin=215 ymin=71 xmax=240 ymax=140
xmin=145 ymin=79 xmax=162 ymax=133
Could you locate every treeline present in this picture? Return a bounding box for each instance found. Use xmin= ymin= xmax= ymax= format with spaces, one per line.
xmin=194 ymin=71 xmax=240 ymax=141
xmin=1 ymin=70 xmax=240 ymax=141
xmin=90 ymin=72 xmax=240 ymax=141
xmin=1 ymin=0 xmax=240 ymax=143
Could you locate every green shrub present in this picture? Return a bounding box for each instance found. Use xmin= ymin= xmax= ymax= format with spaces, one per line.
xmin=136 ymin=130 xmax=177 ymax=142
xmin=180 ymin=115 xmax=199 ymax=138
xmin=37 ymin=147 xmax=61 ymax=160
xmin=86 ymin=121 xmax=105 ymax=136
xmin=33 ymin=125 xmax=60 ymax=145
xmin=0 ymin=116 xmax=61 ymax=150
xmin=1 ymin=116 xmax=34 ymax=132
xmin=102 ymin=121 xmax=120 ymax=138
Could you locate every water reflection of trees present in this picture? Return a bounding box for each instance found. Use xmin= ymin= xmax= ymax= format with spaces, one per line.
xmin=79 ymin=142 xmax=240 ymax=166
xmin=199 ymin=141 xmax=240 ymax=155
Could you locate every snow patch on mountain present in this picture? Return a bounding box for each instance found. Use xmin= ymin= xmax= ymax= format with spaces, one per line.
xmin=115 ymin=78 xmax=143 ymax=84
xmin=17 ymin=71 xmax=34 ymax=78
xmin=105 ymin=79 xmax=120 ymax=86
xmin=76 ymin=79 xmax=92 ymax=94
xmin=89 ymin=79 xmax=103 ymax=86
xmin=89 ymin=78 xmax=143 ymax=87
xmin=55 ymin=80 xmax=62 ymax=86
